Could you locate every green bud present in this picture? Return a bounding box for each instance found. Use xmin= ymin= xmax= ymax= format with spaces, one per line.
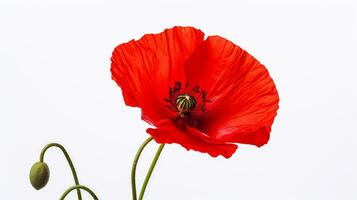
xmin=29 ymin=161 xmax=50 ymax=190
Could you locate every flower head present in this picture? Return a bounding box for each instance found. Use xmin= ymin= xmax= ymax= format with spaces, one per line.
xmin=111 ymin=26 xmax=279 ymax=158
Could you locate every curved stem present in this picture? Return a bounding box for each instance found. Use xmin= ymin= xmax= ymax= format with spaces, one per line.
xmin=138 ymin=144 xmax=165 ymax=200
xmin=39 ymin=143 xmax=82 ymax=200
xmin=60 ymin=185 xmax=98 ymax=200
xmin=131 ymin=137 xmax=153 ymax=200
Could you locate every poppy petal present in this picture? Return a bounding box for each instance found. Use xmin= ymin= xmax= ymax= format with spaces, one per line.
xmin=147 ymin=119 xmax=238 ymax=158
xmin=184 ymin=36 xmax=279 ymax=147
xmin=111 ymin=26 xmax=205 ymax=125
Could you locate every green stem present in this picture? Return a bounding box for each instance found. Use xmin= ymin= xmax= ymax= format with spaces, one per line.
xmin=131 ymin=137 xmax=153 ymax=200
xmin=138 ymin=144 xmax=165 ymax=200
xmin=60 ymin=185 xmax=98 ymax=200
xmin=40 ymin=143 xmax=82 ymax=200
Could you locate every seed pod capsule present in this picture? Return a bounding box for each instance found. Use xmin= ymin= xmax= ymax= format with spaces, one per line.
xmin=176 ymin=93 xmax=196 ymax=113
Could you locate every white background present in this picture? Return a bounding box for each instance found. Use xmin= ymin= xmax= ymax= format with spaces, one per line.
xmin=1 ymin=0 xmax=356 ymax=199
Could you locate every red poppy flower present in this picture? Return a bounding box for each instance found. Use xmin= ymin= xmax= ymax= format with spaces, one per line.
xmin=111 ymin=26 xmax=279 ymax=158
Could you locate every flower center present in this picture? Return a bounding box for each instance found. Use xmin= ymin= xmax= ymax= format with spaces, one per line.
xmin=176 ymin=94 xmax=196 ymax=114
xmin=164 ymin=81 xmax=210 ymax=124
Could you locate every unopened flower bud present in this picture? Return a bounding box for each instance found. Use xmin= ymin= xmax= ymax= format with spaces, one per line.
xmin=29 ymin=161 xmax=50 ymax=190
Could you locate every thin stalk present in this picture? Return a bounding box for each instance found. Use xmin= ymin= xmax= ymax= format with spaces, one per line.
xmin=131 ymin=137 xmax=153 ymax=200
xmin=60 ymin=185 xmax=98 ymax=200
xmin=40 ymin=143 xmax=82 ymax=200
xmin=138 ymin=144 xmax=165 ymax=200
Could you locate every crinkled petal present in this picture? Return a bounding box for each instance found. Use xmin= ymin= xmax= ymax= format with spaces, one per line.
xmin=147 ymin=119 xmax=238 ymax=158
xmin=184 ymin=36 xmax=279 ymax=147
xmin=111 ymin=26 xmax=205 ymax=126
